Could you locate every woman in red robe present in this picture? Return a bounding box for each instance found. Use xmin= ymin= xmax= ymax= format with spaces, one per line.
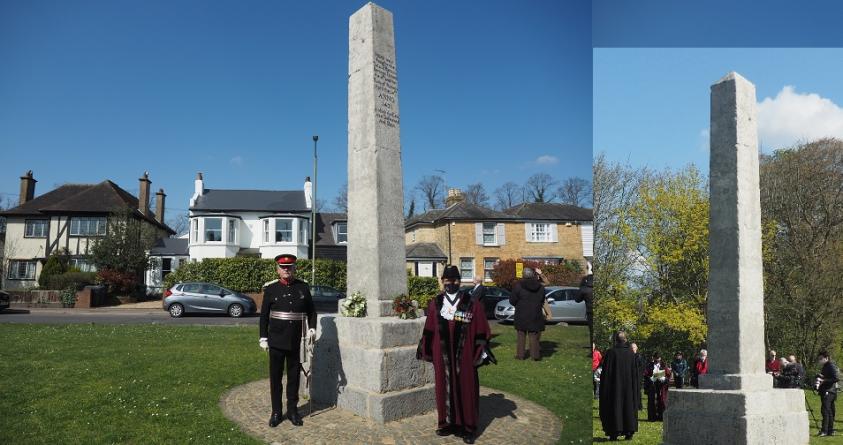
xmin=417 ymin=265 xmax=491 ymax=444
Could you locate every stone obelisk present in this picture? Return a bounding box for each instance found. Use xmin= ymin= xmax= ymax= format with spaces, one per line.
xmin=663 ymin=72 xmax=808 ymax=444
xmin=308 ymin=3 xmax=435 ymax=423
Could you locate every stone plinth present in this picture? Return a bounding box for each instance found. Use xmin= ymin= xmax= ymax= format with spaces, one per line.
xmin=308 ymin=314 xmax=435 ymax=423
xmin=664 ymin=388 xmax=808 ymax=445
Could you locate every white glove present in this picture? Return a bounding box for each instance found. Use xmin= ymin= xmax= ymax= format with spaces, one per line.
xmin=308 ymin=328 xmax=316 ymax=336
xmin=259 ymin=338 xmax=268 ymax=352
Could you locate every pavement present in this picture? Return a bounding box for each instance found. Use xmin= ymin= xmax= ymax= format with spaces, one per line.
xmin=220 ymin=379 xmax=562 ymax=445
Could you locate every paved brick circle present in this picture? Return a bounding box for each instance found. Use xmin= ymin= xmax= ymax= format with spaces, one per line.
xmin=220 ymin=379 xmax=562 ymax=444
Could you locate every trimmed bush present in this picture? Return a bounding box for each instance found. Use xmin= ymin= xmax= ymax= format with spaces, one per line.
xmin=38 ymin=251 xmax=71 ymax=288
xmin=163 ymin=257 xmax=347 ymax=293
xmin=408 ymin=276 xmax=440 ymax=309
xmin=42 ymin=271 xmax=97 ymax=291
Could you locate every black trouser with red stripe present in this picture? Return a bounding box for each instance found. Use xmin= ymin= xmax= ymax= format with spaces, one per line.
xmin=269 ymin=347 xmax=301 ymax=414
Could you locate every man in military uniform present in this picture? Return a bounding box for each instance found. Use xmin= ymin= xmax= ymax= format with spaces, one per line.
xmin=259 ymin=254 xmax=317 ymax=427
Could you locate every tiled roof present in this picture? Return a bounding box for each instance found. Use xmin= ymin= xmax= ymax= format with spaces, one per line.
xmin=191 ymin=189 xmax=309 ymax=212
xmin=503 ymin=202 xmax=593 ymax=221
xmin=405 ymin=201 xmax=515 ymax=227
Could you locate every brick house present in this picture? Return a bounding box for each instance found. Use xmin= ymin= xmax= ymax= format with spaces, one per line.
xmin=404 ymin=190 xmax=592 ymax=282
xmin=0 ymin=170 xmax=175 ymax=289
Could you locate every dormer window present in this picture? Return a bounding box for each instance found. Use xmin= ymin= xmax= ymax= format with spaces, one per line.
xmin=336 ymin=222 xmax=348 ymax=244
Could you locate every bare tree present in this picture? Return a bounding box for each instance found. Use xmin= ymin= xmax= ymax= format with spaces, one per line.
xmin=557 ymin=177 xmax=592 ymax=207
xmin=166 ymin=213 xmax=189 ymax=237
xmin=464 ymin=183 xmax=490 ymax=207
xmin=493 ymin=182 xmax=524 ymax=210
xmin=315 ymin=198 xmax=328 ymax=212
xmin=525 ymin=173 xmax=558 ymax=203
xmin=416 ymin=175 xmax=445 ymax=211
xmin=333 ymin=182 xmax=348 ymax=213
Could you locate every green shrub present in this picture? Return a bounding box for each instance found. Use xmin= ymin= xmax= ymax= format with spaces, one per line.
xmin=408 ymin=276 xmax=440 ymax=309
xmin=38 ymin=252 xmax=70 ymax=287
xmin=492 ymin=258 xmax=584 ymax=290
xmin=163 ymin=257 xmax=347 ymax=293
xmin=42 ymin=271 xmax=97 ymax=291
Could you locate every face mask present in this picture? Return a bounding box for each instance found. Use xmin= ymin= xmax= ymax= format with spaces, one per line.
xmin=445 ymin=283 xmax=460 ymax=294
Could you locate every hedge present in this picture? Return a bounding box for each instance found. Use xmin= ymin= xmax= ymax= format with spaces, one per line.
xmin=41 ymin=272 xmax=98 ymax=291
xmin=408 ymin=276 xmax=440 ymax=309
xmin=163 ymin=257 xmax=347 ymax=293
xmin=491 ymin=258 xmax=584 ymax=290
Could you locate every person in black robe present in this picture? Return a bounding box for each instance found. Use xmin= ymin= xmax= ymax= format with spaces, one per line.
xmin=575 ymin=271 xmax=594 ymax=345
xmin=599 ymin=331 xmax=640 ymax=441
xmin=417 ymin=265 xmax=491 ymax=444
xmin=644 ymin=353 xmax=671 ymax=421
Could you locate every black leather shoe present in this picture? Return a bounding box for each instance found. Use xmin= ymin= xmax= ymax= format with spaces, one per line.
xmin=436 ymin=425 xmax=454 ymax=436
xmin=462 ymin=431 xmax=476 ymax=444
xmin=287 ymin=408 xmax=304 ymax=426
xmin=268 ymin=412 xmax=282 ymax=428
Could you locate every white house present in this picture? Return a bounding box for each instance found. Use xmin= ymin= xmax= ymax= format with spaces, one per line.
xmin=187 ymin=173 xmax=319 ymax=261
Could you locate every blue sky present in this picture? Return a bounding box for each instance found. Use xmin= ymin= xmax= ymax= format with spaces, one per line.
xmin=594 ymin=48 xmax=843 ymax=172
xmin=593 ymin=0 xmax=843 ymax=48
xmin=0 ymin=0 xmax=591 ymax=222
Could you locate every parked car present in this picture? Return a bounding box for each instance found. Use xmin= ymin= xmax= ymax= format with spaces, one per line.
xmin=460 ymin=285 xmax=512 ymax=319
xmin=0 ymin=290 xmax=9 ymax=312
xmin=310 ymin=285 xmax=346 ymax=313
xmin=163 ymin=282 xmax=257 ymax=318
xmin=494 ymin=286 xmax=585 ymax=324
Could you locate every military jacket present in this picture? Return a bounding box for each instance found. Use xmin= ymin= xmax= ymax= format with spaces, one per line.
xmin=259 ymin=279 xmax=317 ymax=351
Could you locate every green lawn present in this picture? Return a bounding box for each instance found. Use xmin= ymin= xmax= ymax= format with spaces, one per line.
xmin=481 ymin=323 xmax=591 ymax=444
xmin=0 ymin=322 xmax=589 ymax=444
xmin=592 ymin=389 xmax=843 ymax=444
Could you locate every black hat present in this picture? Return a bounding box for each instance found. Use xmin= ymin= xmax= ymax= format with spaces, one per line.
xmin=441 ymin=265 xmax=461 ymax=281
xmin=274 ymin=254 xmax=297 ymax=265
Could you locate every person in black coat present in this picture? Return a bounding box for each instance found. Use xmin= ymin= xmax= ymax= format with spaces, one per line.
xmin=575 ymin=272 xmax=594 ymax=345
xmin=816 ymin=351 xmax=840 ymax=437
xmin=259 ymin=254 xmax=317 ymax=428
xmin=509 ymin=267 xmax=546 ymax=361
xmin=600 ymin=331 xmax=640 ymax=441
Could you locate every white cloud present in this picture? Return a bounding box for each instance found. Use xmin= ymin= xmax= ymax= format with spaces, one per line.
xmin=230 ymin=156 xmax=243 ymax=166
xmin=535 ymin=155 xmax=559 ymax=165
xmin=758 ymin=86 xmax=843 ymax=150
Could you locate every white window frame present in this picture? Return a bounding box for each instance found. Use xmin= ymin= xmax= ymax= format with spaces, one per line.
xmin=161 ymin=258 xmax=173 ymax=280
xmin=24 ymin=219 xmax=48 ymax=238
xmin=482 ymin=222 xmax=497 ymax=245
xmin=8 ymin=260 xmax=36 ymax=280
xmin=69 ymin=258 xmax=96 ymax=272
xmin=70 ymin=217 xmax=107 ymax=236
xmin=263 ymin=219 xmax=270 ymax=243
xmin=483 ymin=257 xmax=498 ymax=282
xmin=191 ymin=219 xmax=199 ymax=243
xmin=529 ymin=223 xmax=551 ymax=242
xmin=227 ymin=218 xmax=236 ymax=244
xmin=336 ymin=222 xmax=348 ymax=244
xmin=275 ymin=218 xmax=293 ymax=243
xmin=459 ymin=257 xmax=474 ymax=282
xmin=204 ymin=217 xmax=222 ymax=242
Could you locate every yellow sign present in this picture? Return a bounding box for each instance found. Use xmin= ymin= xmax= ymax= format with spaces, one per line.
xmin=515 ymin=262 xmax=523 ymax=278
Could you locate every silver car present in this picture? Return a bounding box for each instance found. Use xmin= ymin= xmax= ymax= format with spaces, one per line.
xmin=494 ymin=286 xmax=586 ymax=323
xmin=163 ymin=282 xmax=257 ymax=318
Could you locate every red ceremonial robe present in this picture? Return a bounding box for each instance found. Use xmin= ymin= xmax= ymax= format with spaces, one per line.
xmin=417 ymin=291 xmax=491 ymax=434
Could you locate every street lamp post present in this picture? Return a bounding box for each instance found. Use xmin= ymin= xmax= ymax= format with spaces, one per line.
xmin=312 ymin=135 xmax=318 ymax=286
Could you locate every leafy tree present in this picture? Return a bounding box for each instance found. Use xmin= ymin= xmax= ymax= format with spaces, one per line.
xmin=761 ymin=138 xmax=843 ymax=366
xmin=90 ymin=207 xmax=159 ymax=294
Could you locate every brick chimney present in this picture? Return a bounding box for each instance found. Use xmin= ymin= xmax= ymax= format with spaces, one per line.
xmin=138 ymin=172 xmax=151 ymax=217
xmin=446 ymin=188 xmax=464 ymax=207
xmin=19 ymin=170 xmax=36 ymax=205
xmin=155 ymin=189 xmax=166 ymax=224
